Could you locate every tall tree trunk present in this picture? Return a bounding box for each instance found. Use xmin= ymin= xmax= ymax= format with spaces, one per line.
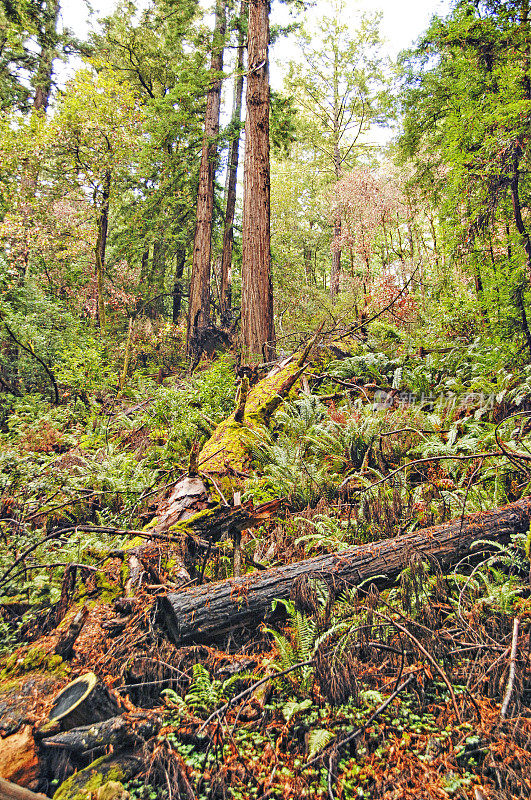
xmin=95 ymin=170 xmax=111 ymax=332
xmin=32 ymin=0 xmax=60 ymax=113
xmin=220 ymin=0 xmax=246 ymax=327
xmin=187 ymin=0 xmax=226 ymax=355
xmin=241 ymin=0 xmax=275 ymax=364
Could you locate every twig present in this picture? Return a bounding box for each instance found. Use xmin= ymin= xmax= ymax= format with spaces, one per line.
xmin=339 ymin=451 xmax=501 ymax=491
xmin=303 ymin=673 xmax=415 ymax=770
xmin=500 ymin=617 xmax=520 ymax=719
xmin=1 ymin=317 xmax=59 ymax=405
xmin=374 ymin=610 xmax=462 ymax=723
xmin=199 ymin=660 xmax=314 ymax=732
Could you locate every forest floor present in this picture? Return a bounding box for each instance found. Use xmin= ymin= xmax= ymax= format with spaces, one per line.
xmin=0 ymin=321 xmax=530 ymax=800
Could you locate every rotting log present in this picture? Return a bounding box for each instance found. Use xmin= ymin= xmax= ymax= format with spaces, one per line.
xmin=159 ymin=498 xmax=531 ymax=646
xmin=48 ymin=673 xmax=120 ymax=731
xmin=195 ymin=330 xmax=323 ymax=478
xmin=41 ymin=713 xmax=159 ymax=756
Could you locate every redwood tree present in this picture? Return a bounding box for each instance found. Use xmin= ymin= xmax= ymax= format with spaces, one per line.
xmin=220 ymin=0 xmax=247 ymax=327
xmin=241 ymin=0 xmax=275 ymax=364
xmin=187 ymin=0 xmax=226 ymax=356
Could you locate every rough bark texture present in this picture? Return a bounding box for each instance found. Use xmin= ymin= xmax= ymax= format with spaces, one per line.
xmin=41 ymin=714 xmax=159 ymax=757
xmin=159 ymin=498 xmax=531 ymax=646
xmin=220 ymin=0 xmax=246 ymax=327
xmin=187 ymin=0 xmax=226 ymax=354
xmin=241 ymin=0 xmax=275 ymax=364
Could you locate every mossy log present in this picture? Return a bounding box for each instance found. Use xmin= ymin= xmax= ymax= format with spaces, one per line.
xmin=197 ymin=340 xmax=318 ymax=478
xmin=52 ymin=755 xmax=140 ymax=800
xmin=158 ymin=498 xmax=531 ymax=646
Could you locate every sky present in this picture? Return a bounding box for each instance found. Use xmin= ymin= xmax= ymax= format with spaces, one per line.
xmin=58 ymin=0 xmax=453 ymax=148
xmin=60 ymin=0 xmax=453 ymax=60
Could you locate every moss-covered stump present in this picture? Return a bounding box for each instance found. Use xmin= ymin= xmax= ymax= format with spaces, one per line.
xmin=52 ymin=756 xmax=140 ymax=800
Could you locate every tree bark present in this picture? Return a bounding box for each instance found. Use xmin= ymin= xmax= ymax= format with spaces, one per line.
xmin=241 ymin=0 xmax=275 ymax=364
xmin=187 ymin=0 xmax=226 ymax=355
xmin=95 ymin=170 xmax=111 ymax=331
xmin=32 ymin=0 xmax=61 ymax=113
xmin=220 ymin=0 xmax=246 ymax=327
xmin=150 ymin=240 xmax=166 ymax=316
xmin=159 ymin=497 xmax=531 ymax=646
xmin=40 ymin=714 xmax=159 ymax=757
xmin=173 ymin=248 xmax=186 ymax=323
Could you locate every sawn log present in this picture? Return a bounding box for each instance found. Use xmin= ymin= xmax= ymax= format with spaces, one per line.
xmin=159 ymin=498 xmax=531 ymax=645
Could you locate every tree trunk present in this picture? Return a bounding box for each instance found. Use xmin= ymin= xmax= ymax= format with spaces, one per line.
xmin=159 ymin=498 xmax=531 ymax=646
xmin=330 ymin=140 xmax=342 ymax=298
xmin=187 ymin=0 xmax=226 ymax=355
xmin=150 ymin=240 xmax=166 ymax=316
xmin=220 ymin=0 xmax=246 ymax=328
xmin=95 ymin=170 xmax=111 ymax=331
xmin=18 ymin=0 xmax=61 ymax=281
xmin=241 ymin=0 xmax=275 ymax=364
xmin=32 ymin=0 xmax=61 ymax=113
xmin=173 ymin=248 xmax=186 ymax=323
xmin=330 ymin=219 xmax=342 ymax=297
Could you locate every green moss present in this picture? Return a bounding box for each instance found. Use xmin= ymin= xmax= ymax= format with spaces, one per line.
xmin=53 ymin=756 xmax=138 ymax=800
xmin=0 ymin=646 xmax=69 ymax=680
xmin=76 ymin=570 xmax=121 ymax=604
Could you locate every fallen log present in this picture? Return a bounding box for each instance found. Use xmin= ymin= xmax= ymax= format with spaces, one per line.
xmin=159 ymin=498 xmax=531 ymax=646
xmin=40 ymin=713 xmax=159 ymax=756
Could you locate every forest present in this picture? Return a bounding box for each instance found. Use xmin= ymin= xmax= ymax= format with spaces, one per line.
xmin=0 ymin=0 xmax=531 ymax=798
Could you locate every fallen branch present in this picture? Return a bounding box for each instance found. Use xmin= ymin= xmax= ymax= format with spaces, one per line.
xmin=500 ymin=617 xmax=520 ymax=719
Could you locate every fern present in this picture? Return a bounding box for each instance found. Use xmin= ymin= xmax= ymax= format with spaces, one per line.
xmin=307 ymin=729 xmax=335 ymax=760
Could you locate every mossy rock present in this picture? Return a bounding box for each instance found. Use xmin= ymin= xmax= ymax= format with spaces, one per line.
xmin=53 ymin=756 xmax=140 ymax=800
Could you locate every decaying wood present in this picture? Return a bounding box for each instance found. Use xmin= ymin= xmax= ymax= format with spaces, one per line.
xmin=195 ymin=330 xmax=322 ymax=477
xmin=0 ymin=727 xmax=40 ymax=790
xmin=48 ymin=673 xmax=121 ymax=731
xmin=54 ymin=606 xmax=88 ymax=660
xmin=41 ymin=713 xmax=160 ymax=756
xmin=0 ymin=777 xmax=50 ymax=800
xmin=159 ymin=498 xmax=531 ymax=646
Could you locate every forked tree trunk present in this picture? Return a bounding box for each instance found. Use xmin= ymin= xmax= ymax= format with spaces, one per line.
xmin=220 ymin=0 xmax=246 ymax=327
xmin=241 ymin=0 xmax=275 ymax=364
xmin=159 ymin=498 xmax=531 ymax=646
xmin=187 ymin=0 xmax=226 ymax=354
